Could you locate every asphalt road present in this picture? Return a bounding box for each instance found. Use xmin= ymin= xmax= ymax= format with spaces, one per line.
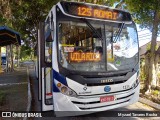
xmin=27 ymin=62 xmax=159 ymax=120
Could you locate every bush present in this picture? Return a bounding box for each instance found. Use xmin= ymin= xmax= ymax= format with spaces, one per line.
xmin=140 ymin=59 xmax=146 ymax=81
xmin=152 ymin=90 xmax=159 ymax=96
xmin=140 ymin=71 xmax=146 ymax=81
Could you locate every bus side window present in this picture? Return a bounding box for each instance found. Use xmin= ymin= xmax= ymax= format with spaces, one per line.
xmin=44 ymin=21 xmax=53 ymax=63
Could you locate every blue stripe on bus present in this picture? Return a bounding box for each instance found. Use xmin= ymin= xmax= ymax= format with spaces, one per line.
xmin=53 ymin=69 xmax=68 ymax=92
xmin=53 ymin=81 xmax=60 ymax=92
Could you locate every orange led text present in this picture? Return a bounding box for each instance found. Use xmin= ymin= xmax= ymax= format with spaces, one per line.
xmin=69 ymin=52 xmax=101 ymax=62
xmin=78 ymin=7 xmax=117 ymax=20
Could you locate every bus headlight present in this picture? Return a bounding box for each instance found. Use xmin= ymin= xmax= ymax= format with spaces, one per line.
xmin=56 ymin=82 xmax=77 ymax=97
xmin=61 ymin=86 xmax=67 ymax=93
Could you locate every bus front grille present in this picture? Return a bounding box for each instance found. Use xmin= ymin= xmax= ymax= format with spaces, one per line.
xmin=71 ymin=92 xmax=134 ymax=110
xmin=86 ymin=80 xmax=127 ymax=86
xmin=79 ymin=99 xmax=130 ymax=110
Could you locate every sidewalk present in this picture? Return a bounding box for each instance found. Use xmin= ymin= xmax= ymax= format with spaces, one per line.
xmin=139 ymin=97 xmax=160 ymax=111
xmin=0 ymin=67 xmax=30 ymax=112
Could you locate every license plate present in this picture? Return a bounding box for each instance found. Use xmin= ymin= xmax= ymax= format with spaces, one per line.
xmin=100 ymin=95 xmax=114 ymax=103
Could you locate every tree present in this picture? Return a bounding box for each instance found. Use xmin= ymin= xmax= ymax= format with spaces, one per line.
xmin=112 ymin=0 xmax=160 ymax=93
xmin=20 ymin=45 xmax=33 ymax=60
xmin=1 ymin=0 xmax=60 ymax=61
xmin=10 ymin=0 xmax=59 ymax=46
xmin=0 ymin=0 xmax=12 ymax=26
xmin=68 ymin=0 xmax=110 ymax=5
xmin=127 ymin=0 xmax=160 ymax=93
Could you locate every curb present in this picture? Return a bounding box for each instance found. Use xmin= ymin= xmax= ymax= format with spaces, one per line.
xmin=23 ymin=67 xmax=32 ymax=120
xmin=139 ymin=97 xmax=160 ymax=110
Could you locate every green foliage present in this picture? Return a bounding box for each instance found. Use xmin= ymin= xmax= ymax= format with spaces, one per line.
xmin=1 ymin=0 xmax=59 ymax=53
xmin=147 ymin=43 xmax=151 ymax=51
xmin=140 ymin=59 xmax=145 ymax=66
xmin=10 ymin=0 xmax=59 ymax=41
xmin=108 ymin=0 xmax=160 ymax=34
xmin=147 ymin=43 xmax=158 ymax=51
xmin=152 ymin=90 xmax=159 ymax=96
xmin=20 ymin=45 xmax=34 ymax=60
xmin=0 ymin=0 xmax=60 ymax=62
xmin=0 ymin=91 xmax=6 ymax=106
xmin=0 ymin=14 xmax=7 ymax=26
xmin=157 ymin=72 xmax=160 ymax=78
xmin=125 ymin=0 xmax=160 ymax=30
xmin=140 ymin=71 xmax=146 ymax=81
xmin=66 ymin=0 xmax=114 ymax=6
xmin=140 ymin=59 xmax=146 ymax=81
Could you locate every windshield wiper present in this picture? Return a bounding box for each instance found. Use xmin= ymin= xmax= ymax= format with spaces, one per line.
xmin=113 ymin=22 xmax=125 ymax=43
xmin=81 ymin=18 xmax=104 ymax=41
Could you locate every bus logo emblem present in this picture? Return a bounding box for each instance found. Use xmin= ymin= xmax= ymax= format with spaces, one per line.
xmin=104 ymin=86 xmax=111 ymax=92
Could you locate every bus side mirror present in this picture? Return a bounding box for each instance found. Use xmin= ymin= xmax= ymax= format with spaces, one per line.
xmin=45 ymin=20 xmax=54 ymax=42
xmin=46 ymin=32 xmax=53 ymax=42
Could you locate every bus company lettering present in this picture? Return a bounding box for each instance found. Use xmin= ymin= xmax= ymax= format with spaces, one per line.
xmin=101 ymin=79 xmax=113 ymax=83
xmin=78 ymin=7 xmax=118 ymax=20
xmin=69 ymin=52 xmax=101 ymax=62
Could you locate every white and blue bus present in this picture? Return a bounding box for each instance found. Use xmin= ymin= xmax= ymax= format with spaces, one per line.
xmin=36 ymin=1 xmax=139 ymax=116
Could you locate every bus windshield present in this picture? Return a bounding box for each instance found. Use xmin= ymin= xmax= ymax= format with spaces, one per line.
xmin=58 ymin=20 xmax=138 ymax=72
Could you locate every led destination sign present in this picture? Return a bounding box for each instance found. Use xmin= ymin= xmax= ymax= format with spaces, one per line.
xmin=78 ymin=7 xmax=117 ymax=20
xmin=69 ymin=52 xmax=101 ymax=62
xmin=61 ymin=1 xmax=132 ymax=21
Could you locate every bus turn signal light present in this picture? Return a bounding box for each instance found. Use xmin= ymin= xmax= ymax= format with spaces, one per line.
xmin=57 ymin=83 xmax=61 ymax=87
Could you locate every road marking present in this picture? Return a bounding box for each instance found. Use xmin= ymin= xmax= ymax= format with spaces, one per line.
xmin=0 ymin=82 xmax=28 ymax=86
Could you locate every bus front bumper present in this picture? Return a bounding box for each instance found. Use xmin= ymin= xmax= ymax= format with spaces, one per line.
xmin=53 ymin=83 xmax=140 ymax=117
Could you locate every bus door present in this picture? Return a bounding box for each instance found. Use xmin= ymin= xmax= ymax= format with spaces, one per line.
xmin=38 ymin=21 xmax=53 ymax=111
